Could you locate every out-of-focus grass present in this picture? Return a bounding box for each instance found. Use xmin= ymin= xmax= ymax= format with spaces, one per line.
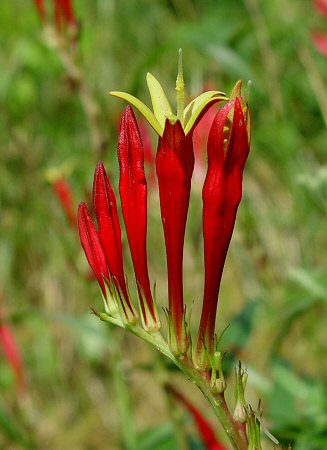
xmin=1 ymin=0 xmax=327 ymax=448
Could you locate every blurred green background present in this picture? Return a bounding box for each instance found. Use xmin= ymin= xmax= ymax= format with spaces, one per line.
xmin=1 ymin=0 xmax=327 ymax=449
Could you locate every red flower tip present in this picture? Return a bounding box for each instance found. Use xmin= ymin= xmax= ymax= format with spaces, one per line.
xmin=93 ymin=162 xmax=135 ymax=318
xmin=54 ymin=0 xmax=77 ymax=31
xmin=78 ymin=202 xmax=108 ymax=298
xmin=34 ymin=0 xmax=46 ymax=21
xmin=156 ymin=120 xmax=194 ymax=353
xmin=59 ymin=0 xmax=76 ymax=25
xmin=0 ymin=308 xmax=26 ymax=394
xmin=118 ymin=107 xmax=160 ymax=330
xmin=195 ymin=98 xmax=250 ymax=365
xmin=314 ymin=0 xmax=327 ymax=17
xmin=312 ymin=31 xmax=327 ymax=57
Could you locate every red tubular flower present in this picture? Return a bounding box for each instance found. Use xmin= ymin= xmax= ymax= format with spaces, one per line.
xmin=312 ymin=31 xmax=327 ymax=57
xmin=110 ymin=57 xmax=226 ymax=351
xmin=156 ymin=120 xmax=194 ymax=353
xmin=196 ymin=98 xmax=250 ymax=365
xmin=78 ymin=202 xmax=109 ymax=297
xmin=0 ymin=308 xmax=26 ymax=393
xmin=118 ymin=107 xmax=159 ymax=330
xmin=93 ymin=162 xmax=136 ymax=319
xmin=54 ymin=0 xmax=76 ymax=30
xmin=167 ymin=385 xmax=226 ymax=450
xmin=34 ymin=0 xmax=46 ymax=21
xmin=314 ymin=0 xmax=327 ymax=17
xmin=59 ymin=0 xmax=76 ymax=25
xmin=53 ymin=178 xmax=77 ymax=229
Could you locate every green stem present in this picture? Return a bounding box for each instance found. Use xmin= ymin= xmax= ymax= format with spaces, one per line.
xmin=154 ymin=353 xmax=189 ymax=450
xmin=129 ymin=325 xmax=247 ymax=450
xmin=176 ymin=358 xmax=248 ymax=450
xmin=99 ymin=315 xmax=248 ymax=450
xmin=110 ymin=332 xmax=137 ymax=450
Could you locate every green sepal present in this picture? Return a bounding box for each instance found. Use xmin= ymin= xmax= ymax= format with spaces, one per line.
xmin=90 ymin=307 xmax=124 ymax=328
xmin=193 ymin=331 xmax=210 ymax=370
xmin=183 ymin=91 xmax=227 ymax=135
xmin=146 ymin=72 xmax=174 ymax=131
xmin=110 ymin=90 xmax=163 ymax=136
xmin=105 ymin=276 xmax=138 ymax=326
xmin=101 ymin=278 xmax=119 ymax=318
xmin=136 ymin=282 xmax=161 ymax=333
xmin=247 ymin=405 xmax=262 ymax=450
xmin=164 ymin=308 xmax=189 ymax=356
xmin=233 ymin=362 xmax=248 ymax=423
xmin=210 ymin=351 xmax=226 ymax=394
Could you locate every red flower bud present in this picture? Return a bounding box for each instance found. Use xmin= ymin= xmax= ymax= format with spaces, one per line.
xmin=78 ymin=202 xmax=108 ymax=297
xmin=93 ymin=163 xmax=135 ymax=318
xmin=118 ymin=107 xmax=159 ymax=329
xmin=156 ymin=120 xmax=194 ymax=352
xmin=196 ymin=98 xmax=250 ymax=363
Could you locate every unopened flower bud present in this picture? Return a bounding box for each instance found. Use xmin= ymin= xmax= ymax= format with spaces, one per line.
xmin=233 ymin=401 xmax=247 ymax=423
xmin=211 ymin=378 xmax=227 ymax=394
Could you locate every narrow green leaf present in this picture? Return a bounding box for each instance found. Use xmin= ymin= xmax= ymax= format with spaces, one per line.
xmin=146 ymin=73 xmax=174 ymax=130
xmin=110 ymin=91 xmax=163 ymax=136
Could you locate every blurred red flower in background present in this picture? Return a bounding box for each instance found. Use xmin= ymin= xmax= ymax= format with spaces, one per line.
xmin=0 ymin=305 xmax=26 ymax=393
xmin=33 ymin=0 xmax=76 ymax=30
xmin=312 ymin=0 xmax=327 ymax=56
xmin=167 ymin=385 xmax=226 ymax=450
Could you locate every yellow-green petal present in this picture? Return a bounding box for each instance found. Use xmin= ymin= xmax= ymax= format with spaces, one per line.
xmin=110 ymin=91 xmax=163 ymax=136
xmin=146 ymin=73 xmax=174 ymax=130
xmin=230 ymin=80 xmax=243 ymax=99
xmin=183 ymin=91 xmax=227 ymax=135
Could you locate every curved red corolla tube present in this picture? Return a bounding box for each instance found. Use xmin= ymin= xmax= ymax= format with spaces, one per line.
xmin=196 ymin=98 xmax=250 ymax=363
xmin=118 ymin=106 xmax=158 ymax=328
xmin=156 ymin=120 xmax=194 ymax=353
